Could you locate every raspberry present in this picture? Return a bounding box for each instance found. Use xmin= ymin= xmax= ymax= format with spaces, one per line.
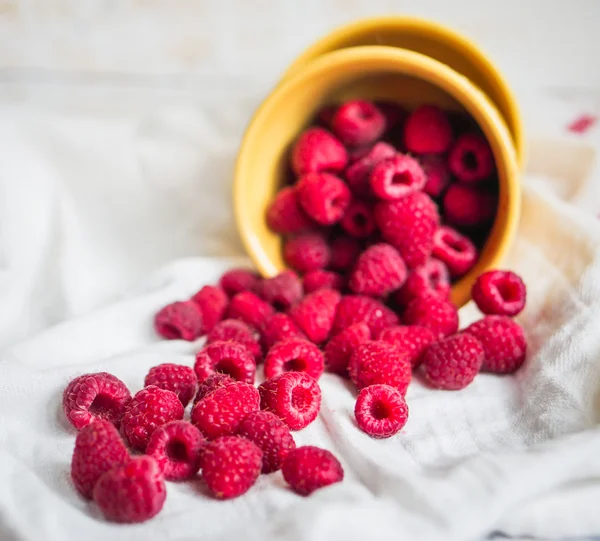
xmin=394 ymin=258 xmax=451 ymax=306
xmin=443 ymin=183 xmax=496 ymax=227
xmin=324 ymin=322 xmax=371 ymax=376
xmin=296 ymin=172 xmax=351 ymax=226
xmin=256 ymin=270 xmax=303 ymax=311
xmin=191 ymin=381 xmax=259 ymax=439
xmin=370 ymin=154 xmax=426 ymax=200
xmin=375 ymin=101 xmax=407 ymax=131
xmin=422 ymin=333 xmax=484 ymax=390
xmin=194 ymin=373 xmax=236 ymax=404
xmin=261 ymin=312 xmax=307 ymax=351
xmin=340 ymin=200 xmax=376 ymax=238
xmin=63 ymin=372 xmax=131 ymax=431
xmin=219 ymin=268 xmax=260 ymax=298
xmin=146 ymin=420 xmax=205 ymax=481
xmin=121 ymin=386 xmax=184 ymax=452
xmin=284 ymin=232 xmax=331 ymax=273
xmin=332 ymin=295 xmax=399 ymax=337
xmin=303 ymin=270 xmax=344 ymax=294
xmin=194 ymin=341 xmax=256 ymax=385
xmin=237 ymin=411 xmax=296 ymax=473
xmin=206 ymin=319 xmax=262 ymax=363
xmin=449 ymin=133 xmax=494 ymax=183
xmin=266 ymin=186 xmax=314 ymax=235
xmin=154 ymin=300 xmax=203 ymax=341
xmin=93 ymin=456 xmax=166 ymax=524
xmin=471 ymin=270 xmax=527 ymax=317
xmin=144 ymin=363 xmax=197 ymax=408
xmin=259 ymin=372 xmax=321 ymax=430
xmin=404 ymin=104 xmax=453 ymax=154
xmin=354 ymin=384 xmax=409 ymax=438
xmin=264 ymin=338 xmax=324 ymax=380
xmin=227 ymin=291 xmax=275 ymax=331
xmin=331 ymin=100 xmax=386 ymax=147
xmin=344 ymin=142 xmax=396 ymax=197
xmin=190 ymin=285 xmax=228 ymax=333
xmin=328 ymin=236 xmax=361 ymax=271
xmin=376 ymin=325 xmax=436 ymax=368
xmin=291 ymin=127 xmax=348 ymax=176
xmin=289 ymin=289 xmax=341 ymax=344
xmin=403 ymin=296 xmax=459 ymax=338
xmin=348 ymin=243 xmax=407 ymax=298
xmin=421 ymin=154 xmax=450 ymax=198
xmin=200 ymin=436 xmax=262 ymax=499
xmin=282 ymin=446 xmax=343 ymax=496
xmin=71 ymin=420 xmax=129 ymax=499
xmin=375 ymin=191 xmax=440 ymax=269
xmin=432 ymin=226 xmax=478 ymax=278
xmin=466 ymin=316 xmax=527 ymax=374
xmin=349 ymin=341 xmax=412 ymax=394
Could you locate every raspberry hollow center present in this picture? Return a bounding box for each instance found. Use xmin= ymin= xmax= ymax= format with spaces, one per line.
xmin=495 ymin=280 xmax=519 ymax=302
xmin=370 ymin=401 xmax=391 ymax=420
xmin=88 ymin=394 xmax=118 ymax=417
xmin=291 ymin=385 xmax=313 ymax=412
xmin=462 ymin=151 xmax=478 ymax=171
xmin=283 ymin=358 xmax=307 ymax=373
xmin=391 ymin=172 xmax=412 ymax=186
xmin=166 ymin=439 xmax=189 ymax=462
xmin=215 ymin=358 xmax=244 ymax=380
xmin=158 ymin=324 xmax=182 ymax=339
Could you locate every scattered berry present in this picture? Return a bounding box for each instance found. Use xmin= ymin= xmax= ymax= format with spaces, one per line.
xmin=394 ymin=258 xmax=451 ymax=306
xmin=282 ymin=446 xmax=343 ymax=496
xmin=370 ymin=154 xmax=426 ymax=200
xmin=449 ymin=133 xmax=494 ymax=183
xmin=256 ymin=270 xmax=303 ymax=311
xmin=332 ymin=295 xmax=399 ymax=337
xmin=443 ymin=184 xmax=496 ymax=227
xmin=194 ymin=341 xmax=256 ymax=385
xmin=354 ymin=384 xmax=409 ymax=438
xmin=377 ymin=325 xmax=436 ymax=368
xmin=264 ymin=338 xmax=324 ymax=380
xmin=404 ymin=105 xmax=453 ymax=154
xmin=328 ymin=236 xmax=361 ymax=271
xmin=154 ymin=300 xmax=204 ymax=341
xmin=433 ymin=226 xmax=478 ymax=278
xmin=266 ymin=186 xmax=314 ymax=235
xmin=340 ymin=200 xmax=376 ymax=238
xmin=303 ymin=270 xmax=344 ymax=294
xmin=261 ymin=312 xmax=307 ymax=350
xmin=345 ymin=142 xmax=396 ymax=197
xmin=324 ymin=322 xmax=371 ymax=376
xmin=191 ymin=285 xmax=228 ymax=333
xmin=332 ymin=100 xmax=386 ymax=147
xmin=227 ymin=291 xmax=275 ymax=331
xmin=291 ymin=127 xmax=348 ymax=176
xmin=144 ymin=363 xmax=197 ymax=408
xmin=403 ymin=296 xmax=459 ymax=338
xmin=206 ymin=319 xmax=262 ymax=363
xmin=296 ymin=172 xmax=351 ymax=225
xmin=348 ymin=243 xmax=407 ymax=298
xmin=284 ymin=232 xmax=331 ymax=273
xmin=194 ymin=373 xmax=236 ymax=404
xmin=471 ymin=270 xmax=527 ymax=316
xmin=421 ymin=154 xmax=450 ymax=198
xmin=290 ymin=289 xmax=341 ymax=344
xmin=219 ymin=268 xmax=260 ymax=298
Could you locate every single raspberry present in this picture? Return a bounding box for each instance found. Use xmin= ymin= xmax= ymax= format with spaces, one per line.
xmin=259 ymin=372 xmax=321 ymax=430
xmin=120 ymin=386 xmax=184 ymax=452
xmin=291 ymin=127 xmax=348 ymax=176
xmin=443 ymin=183 xmax=496 ymax=227
xmin=370 ymin=154 xmax=426 ymax=200
xmin=339 ymin=200 xmax=376 ymax=239
xmin=264 ymin=338 xmax=324 ymax=380
xmin=93 ymin=456 xmax=166 ymax=524
xmin=421 ymin=154 xmax=450 ymax=198
xmin=63 ymin=372 xmax=131 ymax=431
xmin=403 ymin=296 xmax=459 ymax=339
xmin=348 ymin=243 xmax=407 ymax=298
xmin=404 ymin=104 xmax=453 ymax=154
xmin=349 ymin=341 xmax=412 ymax=394
xmin=375 ymin=101 xmax=407 ymax=131
xmin=344 ymin=142 xmax=396 ymax=197
xmin=154 ymin=300 xmax=203 ymax=341
xmin=289 ymin=289 xmax=341 ymax=344
xmin=227 ymin=291 xmax=275 ymax=331
xmin=466 ymin=316 xmax=527 ymax=374
xmin=266 ymin=186 xmax=314 ymax=235
xmin=191 ymin=381 xmax=259 ymax=439
xmin=303 ymin=270 xmax=343 ymax=294
xmin=219 ymin=268 xmax=260 ymax=298
xmin=324 ymin=322 xmax=371 ymax=376
xmin=144 ymin=363 xmax=197 ymax=408
xmin=256 ymin=270 xmax=303 ymax=311
xmin=261 ymin=313 xmax=306 ymax=351
xmin=328 ymin=236 xmax=361 ymax=271
xmin=237 ymin=411 xmax=296 ymax=473
xmin=376 ymin=325 xmax=436 ymax=368
xmin=296 ymin=172 xmax=351 ymax=226
xmin=432 ymin=226 xmax=478 ymax=278
xmin=146 ymin=420 xmax=205 ymax=481
xmin=194 ymin=341 xmax=256 ymax=385
xmin=449 ymin=133 xmax=494 ymax=183
xmin=422 ymin=333 xmax=484 ymax=390
xmin=332 ymin=295 xmax=399 ymax=337
xmin=375 ymin=191 xmax=440 ymax=269
xmin=71 ymin=420 xmax=129 ymax=499
xmin=200 ymin=436 xmax=262 ymax=499
xmin=282 ymin=446 xmax=343 ymax=496
xmin=206 ymin=318 xmax=262 ymax=363
xmin=332 ymin=100 xmax=386 ymax=147
xmin=284 ymin=232 xmax=331 ymax=274
xmin=394 ymin=258 xmax=451 ymax=306
xmin=471 ymin=270 xmax=527 ymax=316
xmin=190 ymin=285 xmax=228 ymax=333
xmin=194 ymin=373 xmax=236 ymax=404
xmin=354 ymin=384 xmax=409 ymax=438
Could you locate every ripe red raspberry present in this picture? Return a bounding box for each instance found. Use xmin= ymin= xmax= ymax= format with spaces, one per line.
xmin=354 ymin=384 xmax=409 ymax=438
xmin=261 ymin=312 xmax=307 ymax=350
xmin=332 ymin=295 xmax=399 ymax=337
xmin=345 ymin=142 xmax=396 ymax=197
xmin=282 ymin=446 xmax=343 ymax=496
xmin=375 ymin=101 xmax=407 ymax=131
xmin=227 ymin=291 xmax=275 ymax=331
xmin=63 ymin=372 xmax=131 ymax=431
xmin=375 ymin=191 xmax=440 ymax=269
xmin=259 ymin=372 xmax=321 ymax=430
xmin=200 ymin=436 xmax=262 ymax=499
xmin=219 ymin=268 xmax=260 ymax=298
xmin=296 ymin=172 xmax=351 ymax=226
xmin=422 ymin=333 xmax=484 ymax=390
xmin=237 ymin=411 xmax=296 ymax=473
xmin=466 ymin=315 xmax=527 ymax=373
xmin=264 ymin=338 xmax=324 ymax=380
xmin=331 ymin=100 xmax=386 ymax=147
xmin=194 ymin=341 xmax=256 ymax=385
xmin=432 ymin=226 xmax=478 ymax=278
xmin=284 ymin=232 xmax=331 ymax=274
xmin=404 ymin=105 xmax=453 ymax=154
xmin=376 ymin=325 xmax=436 ymax=368
xmin=349 ymin=341 xmax=412 ymax=394
xmin=154 ymin=300 xmax=203 ymax=341
xmin=93 ymin=456 xmax=166 ymax=524
xmin=291 ymin=127 xmax=348 ymax=176
xmin=328 ymin=236 xmax=361 ymax=271
xmin=266 ymin=186 xmax=314 ymax=235
xmin=71 ymin=420 xmax=129 ymax=499
xmin=348 ymin=243 xmax=407 ymax=298
xmin=289 ymin=289 xmax=341 ymax=344
xmin=449 ymin=133 xmax=494 ymax=183
xmin=121 ymin=386 xmax=184 ymax=452
xmin=370 ymin=154 xmax=426 ymax=200
xmin=471 ymin=270 xmax=527 ymax=316
xmin=144 ymin=363 xmax=197 ymax=408
xmin=421 ymin=154 xmax=450 ymax=198
xmin=394 ymin=258 xmax=451 ymax=306
xmin=194 ymin=373 xmax=235 ymax=404
xmin=324 ymin=322 xmax=371 ymax=376
xmin=206 ymin=318 xmax=262 ymax=363
xmin=191 ymin=381 xmax=259 ymax=439
xmin=256 ymin=270 xmax=303 ymax=311
xmin=146 ymin=420 xmax=205 ymax=481
xmin=340 ymin=200 xmax=376 ymax=238
xmin=190 ymin=285 xmax=228 ymax=333
xmin=403 ymin=296 xmax=459 ymax=338
xmin=303 ymin=270 xmax=344 ymax=294
xmin=443 ymin=184 xmax=496 ymax=227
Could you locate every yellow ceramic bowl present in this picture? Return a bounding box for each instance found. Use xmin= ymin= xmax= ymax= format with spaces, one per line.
xmin=234 ymin=46 xmax=520 ymax=308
